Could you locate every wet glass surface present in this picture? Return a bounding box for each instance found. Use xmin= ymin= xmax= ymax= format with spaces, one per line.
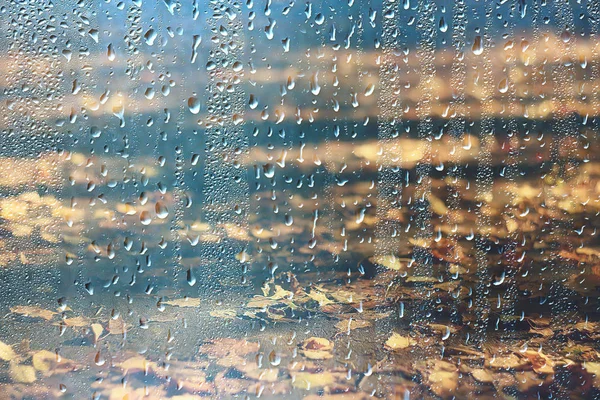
xmin=0 ymin=0 xmax=600 ymax=399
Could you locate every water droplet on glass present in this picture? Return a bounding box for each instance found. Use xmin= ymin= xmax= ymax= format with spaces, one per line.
xmin=472 ymin=36 xmax=483 ymax=55
xmin=155 ymin=202 xmax=169 ymax=219
xmin=188 ymin=97 xmax=201 ymax=114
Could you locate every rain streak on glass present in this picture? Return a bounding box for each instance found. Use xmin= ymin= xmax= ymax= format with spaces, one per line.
xmin=0 ymin=0 xmax=598 ymax=399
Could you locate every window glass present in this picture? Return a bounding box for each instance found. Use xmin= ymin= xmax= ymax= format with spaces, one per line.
xmin=0 ymin=0 xmax=598 ymax=398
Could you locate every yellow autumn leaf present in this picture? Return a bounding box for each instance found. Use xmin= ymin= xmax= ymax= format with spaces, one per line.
xmin=10 ymin=305 xmax=56 ymax=321
xmin=505 ymin=217 xmax=518 ymax=233
xmin=385 ymin=333 xmax=416 ymax=350
xmin=299 ymin=337 xmax=334 ymax=360
xmin=246 ymin=297 xmax=275 ymax=309
xmin=409 ymin=237 xmax=432 ymax=249
xmin=585 ymin=362 xmax=600 ymax=386
xmin=428 ymin=194 xmax=448 ymax=215
xmin=0 ymin=341 xmax=17 ymax=361
xmin=9 ymin=362 xmax=36 ymax=383
xmin=370 ymin=255 xmax=409 ymax=271
xmin=41 ymin=232 xmax=60 ymax=243
xmin=522 ymin=350 xmax=555 ymax=374
xmin=335 ymin=319 xmax=371 ymax=333
xmin=306 ymin=289 xmax=334 ymax=306
xmin=237 ymin=364 xmax=280 ymax=382
xmin=108 ymin=318 xmax=127 ymax=335
xmin=118 ymin=356 xmax=155 ymax=374
xmin=291 ymin=371 xmax=339 ymax=389
xmin=235 ymin=248 xmax=250 ymax=263
xmin=406 ymin=276 xmax=438 ymax=283
xmin=271 ymin=285 xmax=293 ymax=300
xmin=116 ymin=202 xmax=137 ymax=215
xmin=328 ymin=290 xmax=367 ymax=304
xmin=63 ymin=316 xmax=90 ymax=327
xmin=91 ymin=323 xmax=103 ymax=342
xmin=19 ymin=252 xmax=30 ymax=264
xmin=577 ymin=247 xmax=600 ymax=257
xmin=32 ymin=350 xmax=58 ymax=372
xmin=163 ymin=297 xmax=201 ymax=308
xmin=260 ymin=281 xmax=271 ymax=296
xmin=428 ymin=369 xmax=458 ymax=397
xmin=471 ymin=368 xmax=494 ymax=383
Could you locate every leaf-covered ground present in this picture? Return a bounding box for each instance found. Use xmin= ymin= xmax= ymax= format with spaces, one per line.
xmin=0 ymin=153 xmax=599 ymax=399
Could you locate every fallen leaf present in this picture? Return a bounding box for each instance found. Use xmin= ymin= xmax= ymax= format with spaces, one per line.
xmin=299 ymin=337 xmax=334 ymax=360
xmin=320 ymin=304 xmax=355 ymax=314
xmin=148 ymin=313 xmax=179 ymax=323
xmin=306 ymin=289 xmax=334 ymax=306
xmin=428 ymin=194 xmax=448 ymax=215
xmin=0 ymin=340 xmax=17 ymax=361
xmin=291 ymin=371 xmax=339 ymax=389
xmin=200 ymin=338 xmax=260 ymax=359
xmin=486 ymin=353 xmax=529 ymax=370
xmin=163 ymin=297 xmax=201 ymax=308
xmin=246 ymin=296 xmax=276 ymax=309
xmin=62 ymin=316 xmax=90 ymax=327
xmin=210 ymin=309 xmax=238 ymax=319
xmin=108 ymin=318 xmax=127 ymax=335
xmin=370 ymin=255 xmax=409 ymax=271
xmin=409 ymin=237 xmax=432 ymax=249
xmin=416 ymin=360 xmax=458 ymax=398
xmin=576 ymin=247 xmax=600 ymax=258
xmin=562 ymin=344 xmax=597 ymax=362
xmin=584 ymin=362 xmax=600 ymax=387
xmin=521 ymin=350 xmax=555 ymax=374
xmin=237 ymin=364 xmax=280 ymax=382
xmin=261 ymin=281 xmax=271 ymax=296
xmin=529 ymin=326 xmax=554 ymax=337
xmin=32 ymin=350 xmax=58 ymax=372
xmin=91 ymin=323 xmax=103 ymax=342
xmin=9 ymin=362 xmax=36 ymax=383
xmin=10 ymin=305 xmax=56 ymax=321
xmin=328 ymin=289 xmax=367 ymax=304
xmin=470 ymin=368 xmax=494 ymax=383
xmin=433 ymin=281 xmax=461 ymax=292
xmin=19 ymin=252 xmax=29 ymax=264
xmin=405 ymin=276 xmax=437 ymax=283
xmin=385 ymin=333 xmax=416 ymax=350
xmin=516 ymin=370 xmax=547 ymax=392
xmin=574 ymin=321 xmax=598 ymax=334
xmin=335 ymin=319 xmax=371 ymax=333
xmin=118 ymin=356 xmax=156 ymax=374
xmin=270 ymin=285 xmax=293 ymax=300
xmin=428 ymin=368 xmax=458 ymax=397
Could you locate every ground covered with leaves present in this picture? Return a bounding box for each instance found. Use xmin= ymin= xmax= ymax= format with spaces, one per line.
xmin=1 ymin=155 xmax=600 ymax=399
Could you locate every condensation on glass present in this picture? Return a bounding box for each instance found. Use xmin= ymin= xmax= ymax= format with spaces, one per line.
xmin=0 ymin=0 xmax=598 ymax=398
